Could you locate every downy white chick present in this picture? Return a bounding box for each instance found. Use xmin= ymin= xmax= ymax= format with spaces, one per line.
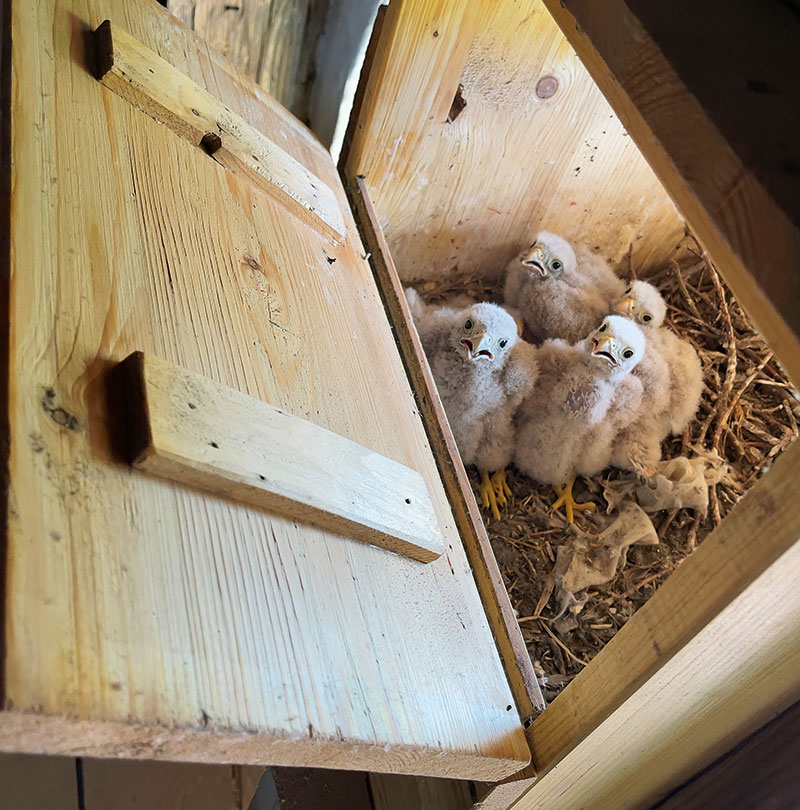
xmin=616 ymin=280 xmax=703 ymax=436
xmin=504 ymin=231 xmax=625 ymax=343
xmin=515 ymin=315 xmax=645 ymax=522
xmin=411 ymin=299 xmax=538 ymax=520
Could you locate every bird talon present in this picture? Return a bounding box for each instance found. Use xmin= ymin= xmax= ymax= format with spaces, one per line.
xmin=479 ymin=470 xmax=501 ymax=521
xmin=552 ymin=479 xmax=595 ymax=524
xmin=491 ymin=469 xmax=512 ymax=505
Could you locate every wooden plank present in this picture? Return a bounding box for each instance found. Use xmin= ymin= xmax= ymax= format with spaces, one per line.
xmin=652 ymin=699 xmax=800 ymax=810
xmin=344 ymin=0 xmax=684 ymax=283
xmin=82 ymin=759 xmax=241 ymax=810
xmin=370 ymin=772 xmax=474 ymax=810
xmin=0 ymin=754 xmax=79 ymax=810
xmin=346 ymin=178 xmax=543 ymax=750
xmin=165 ymin=0 xmax=320 ymax=119
xmin=271 ymin=768 xmax=373 ymax=810
xmin=93 ymin=20 xmax=346 ymax=242
xmin=5 ymin=0 xmax=529 ymax=780
xmin=505 ymin=438 xmax=800 ymax=809
xmin=540 ymin=0 xmax=800 ymax=387
xmin=112 ymin=351 xmax=443 ymax=563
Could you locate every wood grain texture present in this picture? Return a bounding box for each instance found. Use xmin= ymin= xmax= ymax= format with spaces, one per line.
xmin=509 ymin=438 xmax=800 ymax=809
xmin=94 ymin=20 xmax=345 ymax=241
xmin=4 ymin=0 xmax=530 ymax=780
xmin=651 ymin=699 xmax=800 ymax=810
xmin=165 ymin=0 xmax=321 ymax=119
xmin=0 ymin=753 xmax=79 ymax=810
xmin=348 ymin=178 xmax=545 ymax=724
xmin=344 ymin=0 xmax=685 ymax=284
xmin=370 ymin=772 xmax=474 ymax=810
xmin=115 ymin=351 xmax=443 ymax=562
xmin=542 ymin=0 xmax=800 ymax=387
xmin=83 ymin=759 xmax=244 ymax=810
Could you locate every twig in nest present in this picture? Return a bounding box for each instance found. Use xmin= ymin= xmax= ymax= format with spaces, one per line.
xmin=672 ymin=260 xmax=702 ymax=320
xmin=539 ymin=620 xmax=590 ymax=667
xmin=618 ymin=570 xmax=669 ymax=600
xmin=712 ymin=352 xmax=774 ymax=451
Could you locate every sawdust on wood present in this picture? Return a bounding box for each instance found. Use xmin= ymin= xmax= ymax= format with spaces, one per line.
xmin=415 ymin=230 xmax=799 ymax=702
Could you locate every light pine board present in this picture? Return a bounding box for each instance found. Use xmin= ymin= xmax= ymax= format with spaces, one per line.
xmin=116 ymin=351 xmax=443 ymax=562
xmin=4 ymin=0 xmax=529 ymax=780
xmin=344 ymin=0 xmax=685 ymax=283
xmin=541 ymin=0 xmax=800 ymax=388
xmin=94 ymin=20 xmax=345 ymax=241
xmin=509 ymin=438 xmax=800 ymax=809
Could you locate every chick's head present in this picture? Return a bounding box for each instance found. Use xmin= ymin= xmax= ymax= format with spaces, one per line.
xmin=589 ymin=315 xmax=645 ymax=377
xmin=454 ymin=303 xmax=518 ymax=367
xmin=519 ymin=230 xmax=576 ymax=281
xmin=615 ymin=280 xmax=667 ymax=328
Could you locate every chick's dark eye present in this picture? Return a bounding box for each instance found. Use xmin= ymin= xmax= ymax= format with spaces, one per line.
xmin=622 ymin=349 xmax=634 ymax=359
xmin=642 ymin=314 xmax=652 ymax=322
xmin=464 ymin=319 xmax=473 ymax=330
xmin=499 ymin=338 xmax=508 ymax=348
xmin=551 ymin=260 xmax=562 ymax=270
xmin=599 ymin=323 xmax=607 ymax=332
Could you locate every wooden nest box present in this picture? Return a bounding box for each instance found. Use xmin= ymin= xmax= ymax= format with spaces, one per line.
xmin=2 ymin=1 xmax=798 ymax=809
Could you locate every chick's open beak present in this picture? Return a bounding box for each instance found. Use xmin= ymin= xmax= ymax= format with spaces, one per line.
xmin=521 ymin=247 xmax=548 ymax=276
xmin=616 ymin=296 xmax=635 ymax=316
xmin=460 ymin=332 xmax=494 ymax=361
xmin=591 ymin=333 xmax=618 ymax=366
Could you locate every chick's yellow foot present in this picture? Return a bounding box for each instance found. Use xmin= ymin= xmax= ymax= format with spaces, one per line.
xmin=479 ymin=469 xmax=501 ymax=521
xmin=552 ymin=479 xmax=596 ymax=524
xmin=491 ymin=469 xmax=512 ymax=505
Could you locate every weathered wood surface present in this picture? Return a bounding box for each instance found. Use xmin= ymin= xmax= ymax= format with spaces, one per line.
xmin=166 ymin=0 xmax=322 ymax=120
xmin=542 ymin=0 xmax=800 ymax=387
xmin=94 ymin=20 xmax=345 ymax=241
xmin=82 ymin=759 xmax=264 ymax=810
xmin=0 ymin=754 xmax=80 ymax=810
xmin=115 ymin=351 xmax=443 ymax=562
xmin=370 ymin=772 xmax=474 ymax=810
xmin=3 ymin=0 xmax=530 ymax=780
xmin=509 ymin=438 xmax=800 ymax=809
xmin=345 ymin=0 xmax=685 ymax=284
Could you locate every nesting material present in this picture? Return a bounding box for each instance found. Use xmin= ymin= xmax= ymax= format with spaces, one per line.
xmin=414 ymin=233 xmax=800 ymax=701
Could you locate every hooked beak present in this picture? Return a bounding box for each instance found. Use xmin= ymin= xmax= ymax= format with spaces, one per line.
xmin=591 ymin=334 xmax=618 ymax=366
xmin=616 ymin=296 xmax=635 ymax=316
xmin=521 ymin=248 xmax=547 ymax=276
xmin=460 ymin=333 xmax=495 ymax=361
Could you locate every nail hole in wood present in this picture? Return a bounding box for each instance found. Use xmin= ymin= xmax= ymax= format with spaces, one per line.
xmin=447 ymin=84 xmax=466 ymax=123
xmin=405 ymin=498 xmax=411 ymax=504
xmin=200 ymin=132 xmax=222 ymax=155
xmin=209 ymin=441 xmax=219 ymax=449
xmin=258 ymin=474 xmax=266 ymax=481
xmin=188 ymin=402 xmax=196 ymax=409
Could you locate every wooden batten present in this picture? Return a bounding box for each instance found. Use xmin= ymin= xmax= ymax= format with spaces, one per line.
xmin=111 ymin=351 xmax=444 ymax=563
xmin=93 ymin=20 xmax=346 ymax=242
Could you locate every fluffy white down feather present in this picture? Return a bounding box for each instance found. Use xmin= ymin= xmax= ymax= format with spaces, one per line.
xmin=407 ymin=293 xmax=538 ymax=473
xmin=515 ymin=316 xmax=645 ymax=485
xmin=504 ymin=231 xmax=624 ymax=343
